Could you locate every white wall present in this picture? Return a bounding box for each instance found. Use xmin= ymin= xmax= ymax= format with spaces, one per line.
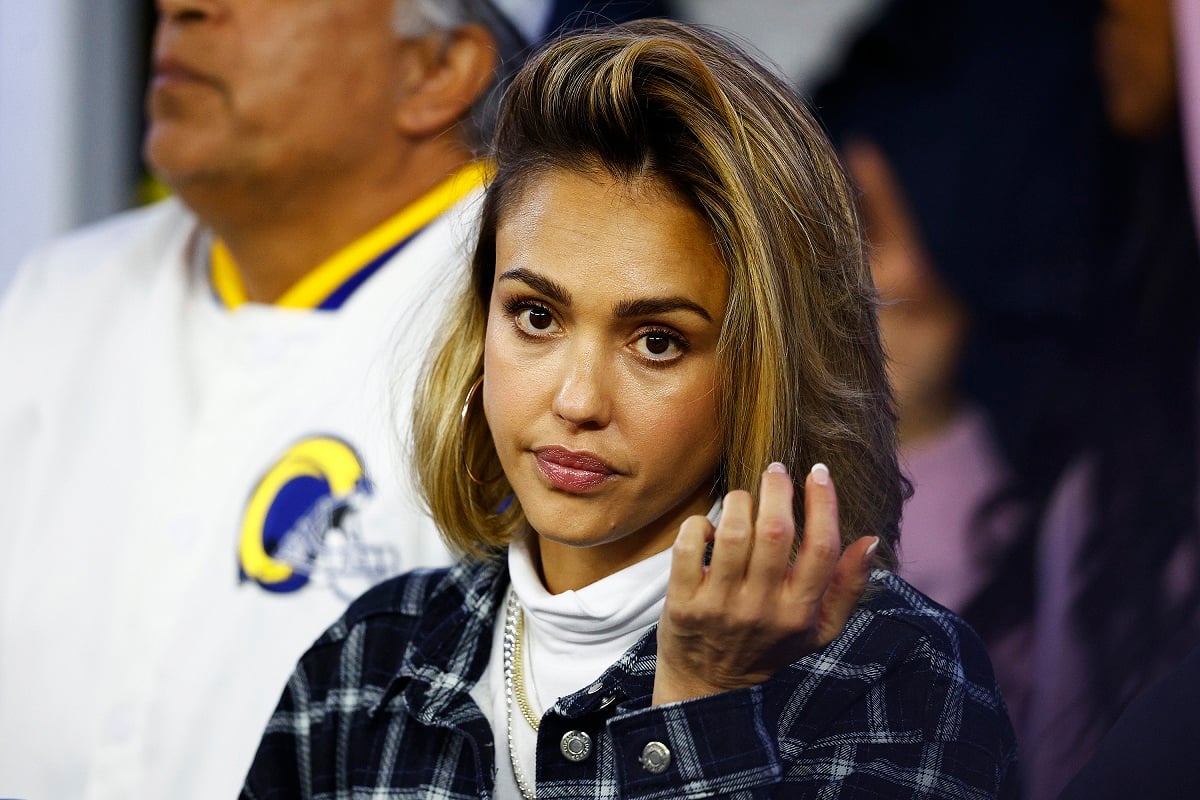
xmin=673 ymin=0 xmax=884 ymax=89
xmin=0 ymin=0 xmax=144 ymax=296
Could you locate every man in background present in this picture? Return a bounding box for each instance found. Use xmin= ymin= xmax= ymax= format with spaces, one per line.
xmin=0 ymin=0 xmax=664 ymax=796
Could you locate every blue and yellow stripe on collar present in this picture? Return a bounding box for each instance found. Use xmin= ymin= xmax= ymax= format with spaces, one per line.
xmin=210 ymin=161 xmax=488 ymax=310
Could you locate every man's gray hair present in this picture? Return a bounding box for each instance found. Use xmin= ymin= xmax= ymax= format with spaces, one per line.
xmin=394 ymin=0 xmax=549 ymax=152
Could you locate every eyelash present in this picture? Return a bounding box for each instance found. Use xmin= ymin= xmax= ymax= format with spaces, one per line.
xmin=635 ymin=327 xmax=691 ymax=363
xmin=503 ymin=298 xmax=558 ymax=338
xmin=499 ymin=296 xmax=692 ymax=364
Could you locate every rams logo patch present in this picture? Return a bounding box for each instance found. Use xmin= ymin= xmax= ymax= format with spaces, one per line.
xmin=238 ymin=435 xmax=398 ymax=598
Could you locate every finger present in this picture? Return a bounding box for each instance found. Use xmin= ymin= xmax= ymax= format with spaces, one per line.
xmin=668 ymin=514 xmax=714 ymax=602
xmin=814 ymin=535 xmax=878 ymax=643
xmin=746 ymin=462 xmax=796 ymax=589
xmin=707 ymin=489 xmax=754 ymax=591
xmin=788 ymin=463 xmax=842 ymax=598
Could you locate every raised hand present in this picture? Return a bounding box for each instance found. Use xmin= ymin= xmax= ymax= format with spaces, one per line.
xmin=653 ymin=462 xmax=878 ymax=705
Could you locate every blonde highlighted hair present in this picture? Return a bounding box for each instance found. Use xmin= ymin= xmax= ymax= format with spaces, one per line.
xmin=413 ymin=19 xmax=907 ymax=566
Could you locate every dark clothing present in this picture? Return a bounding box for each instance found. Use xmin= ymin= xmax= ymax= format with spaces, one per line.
xmin=1058 ymin=644 xmax=1200 ymax=799
xmin=243 ymin=557 xmax=1017 ymax=799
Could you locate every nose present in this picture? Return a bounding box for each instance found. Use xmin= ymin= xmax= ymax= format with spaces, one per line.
xmin=155 ymin=0 xmax=222 ymax=25
xmin=551 ymin=348 xmax=613 ymax=430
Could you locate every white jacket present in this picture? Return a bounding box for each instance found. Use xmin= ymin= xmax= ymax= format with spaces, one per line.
xmin=0 ymin=191 xmax=477 ymax=799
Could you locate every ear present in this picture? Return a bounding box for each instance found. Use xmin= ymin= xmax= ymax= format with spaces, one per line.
xmin=395 ymin=24 xmax=499 ymax=138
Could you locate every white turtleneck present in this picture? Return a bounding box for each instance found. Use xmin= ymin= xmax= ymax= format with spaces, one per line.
xmin=470 ymin=501 xmax=720 ymax=799
xmin=472 ymin=536 xmax=669 ymax=799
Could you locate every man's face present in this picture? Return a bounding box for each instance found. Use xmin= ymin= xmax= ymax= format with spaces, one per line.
xmin=144 ymin=0 xmax=412 ymax=194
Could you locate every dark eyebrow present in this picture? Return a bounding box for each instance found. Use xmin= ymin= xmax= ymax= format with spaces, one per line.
xmin=498 ymin=266 xmax=714 ymax=323
xmin=497 ymin=268 xmax=572 ymax=306
xmin=614 ymin=297 xmax=714 ymax=323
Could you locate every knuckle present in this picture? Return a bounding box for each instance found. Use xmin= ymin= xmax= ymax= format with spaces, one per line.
xmin=729 ymin=603 xmax=765 ymax=630
xmin=787 ymin=590 xmax=825 ymax=623
xmin=757 ymin=518 xmax=794 ymax=546
xmin=667 ymin=602 xmax=708 ymax=629
xmin=778 ymin=608 xmax=817 ymax=638
xmin=718 ymin=519 xmax=752 ymax=544
xmin=804 ymin=534 xmax=840 ymax=562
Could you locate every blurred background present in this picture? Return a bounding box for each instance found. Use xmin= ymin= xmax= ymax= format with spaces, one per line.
xmin=0 ymin=0 xmax=885 ymax=295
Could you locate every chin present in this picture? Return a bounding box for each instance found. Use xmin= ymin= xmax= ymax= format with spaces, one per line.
xmin=145 ymin=122 xmax=233 ymax=181
xmin=523 ymin=508 xmax=619 ymax=549
xmin=143 ymin=134 xmax=199 ymax=184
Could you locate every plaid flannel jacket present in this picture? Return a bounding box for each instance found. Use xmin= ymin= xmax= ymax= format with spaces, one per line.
xmin=242 ymin=557 xmax=1018 ymax=799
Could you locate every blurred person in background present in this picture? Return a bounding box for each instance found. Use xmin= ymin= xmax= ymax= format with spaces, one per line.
xmin=0 ymin=1 xmax=665 ymax=798
xmin=820 ymin=2 xmax=1200 ymax=796
xmin=813 ymin=0 xmax=1115 ymax=743
xmin=992 ymin=0 xmax=1200 ymax=796
xmin=836 ymin=137 xmax=1008 ymax=614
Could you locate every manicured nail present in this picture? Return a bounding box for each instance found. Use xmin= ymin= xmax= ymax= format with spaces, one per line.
xmin=863 ymin=536 xmax=880 ymax=568
xmin=767 ymin=461 xmax=788 ymax=475
xmin=810 ymin=462 xmax=830 ymax=485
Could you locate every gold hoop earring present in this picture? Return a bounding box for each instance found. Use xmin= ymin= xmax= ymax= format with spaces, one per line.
xmin=461 ymin=375 xmax=504 ymax=486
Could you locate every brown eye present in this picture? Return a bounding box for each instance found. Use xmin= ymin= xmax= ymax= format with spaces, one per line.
xmin=634 ymin=330 xmax=686 ymax=362
xmin=645 ymin=333 xmax=671 ymax=355
xmin=514 ymin=304 xmax=560 ymax=336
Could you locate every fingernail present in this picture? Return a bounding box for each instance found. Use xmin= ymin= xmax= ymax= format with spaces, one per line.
xmin=863 ymin=536 xmax=880 ymax=568
xmin=767 ymin=461 xmax=788 ymax=475
xmin=810 ymin=462 xmax=830 ymax=485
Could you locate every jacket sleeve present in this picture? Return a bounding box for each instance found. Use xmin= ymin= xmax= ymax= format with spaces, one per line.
xmin=767 ymin=633 xmax=1018 ymax=799
xmin=603 ymin=627 xmax=1017 ymax=799
xmin=607 ymin=683 xmax=783 ymax=798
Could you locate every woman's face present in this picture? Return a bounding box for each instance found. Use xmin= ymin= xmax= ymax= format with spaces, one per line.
xmin=483 ymin=168 xmax=728 ymax=593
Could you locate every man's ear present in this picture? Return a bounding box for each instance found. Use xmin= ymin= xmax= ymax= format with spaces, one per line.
xmin=395 ymin=24 xmax=499 ymax=138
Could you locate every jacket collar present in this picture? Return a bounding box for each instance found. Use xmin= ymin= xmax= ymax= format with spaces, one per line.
xmin=372 ymin=554 xmax=663 ymax=725
xmin=368 ymin=557 xmax=506 ymax=725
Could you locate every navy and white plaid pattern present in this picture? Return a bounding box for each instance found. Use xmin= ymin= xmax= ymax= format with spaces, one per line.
xmin=243 ymin=559 xmax=1018 ymax=799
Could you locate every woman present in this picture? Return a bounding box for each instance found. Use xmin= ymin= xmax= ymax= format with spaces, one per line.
xmin=242 ymin=20 xmax=1015 ymax=799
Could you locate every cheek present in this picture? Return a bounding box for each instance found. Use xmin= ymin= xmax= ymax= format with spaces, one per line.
xmin=481 ymin=319 xmax=542 ymax=440
xmin=241 ymin=17 xmax=392 ymax=132
xmin=630 ymin=370 xmax=723 ymax=473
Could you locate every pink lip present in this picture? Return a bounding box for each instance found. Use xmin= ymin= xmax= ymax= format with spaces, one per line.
xmin=534 ymin=447 xmax=616 ymax=494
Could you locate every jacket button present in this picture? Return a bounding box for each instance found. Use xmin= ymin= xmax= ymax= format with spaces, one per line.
xmin=560 ymin=730 xmax=593 ymax=762
xmin=639 ymin=741 xmax=671 ymax=773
